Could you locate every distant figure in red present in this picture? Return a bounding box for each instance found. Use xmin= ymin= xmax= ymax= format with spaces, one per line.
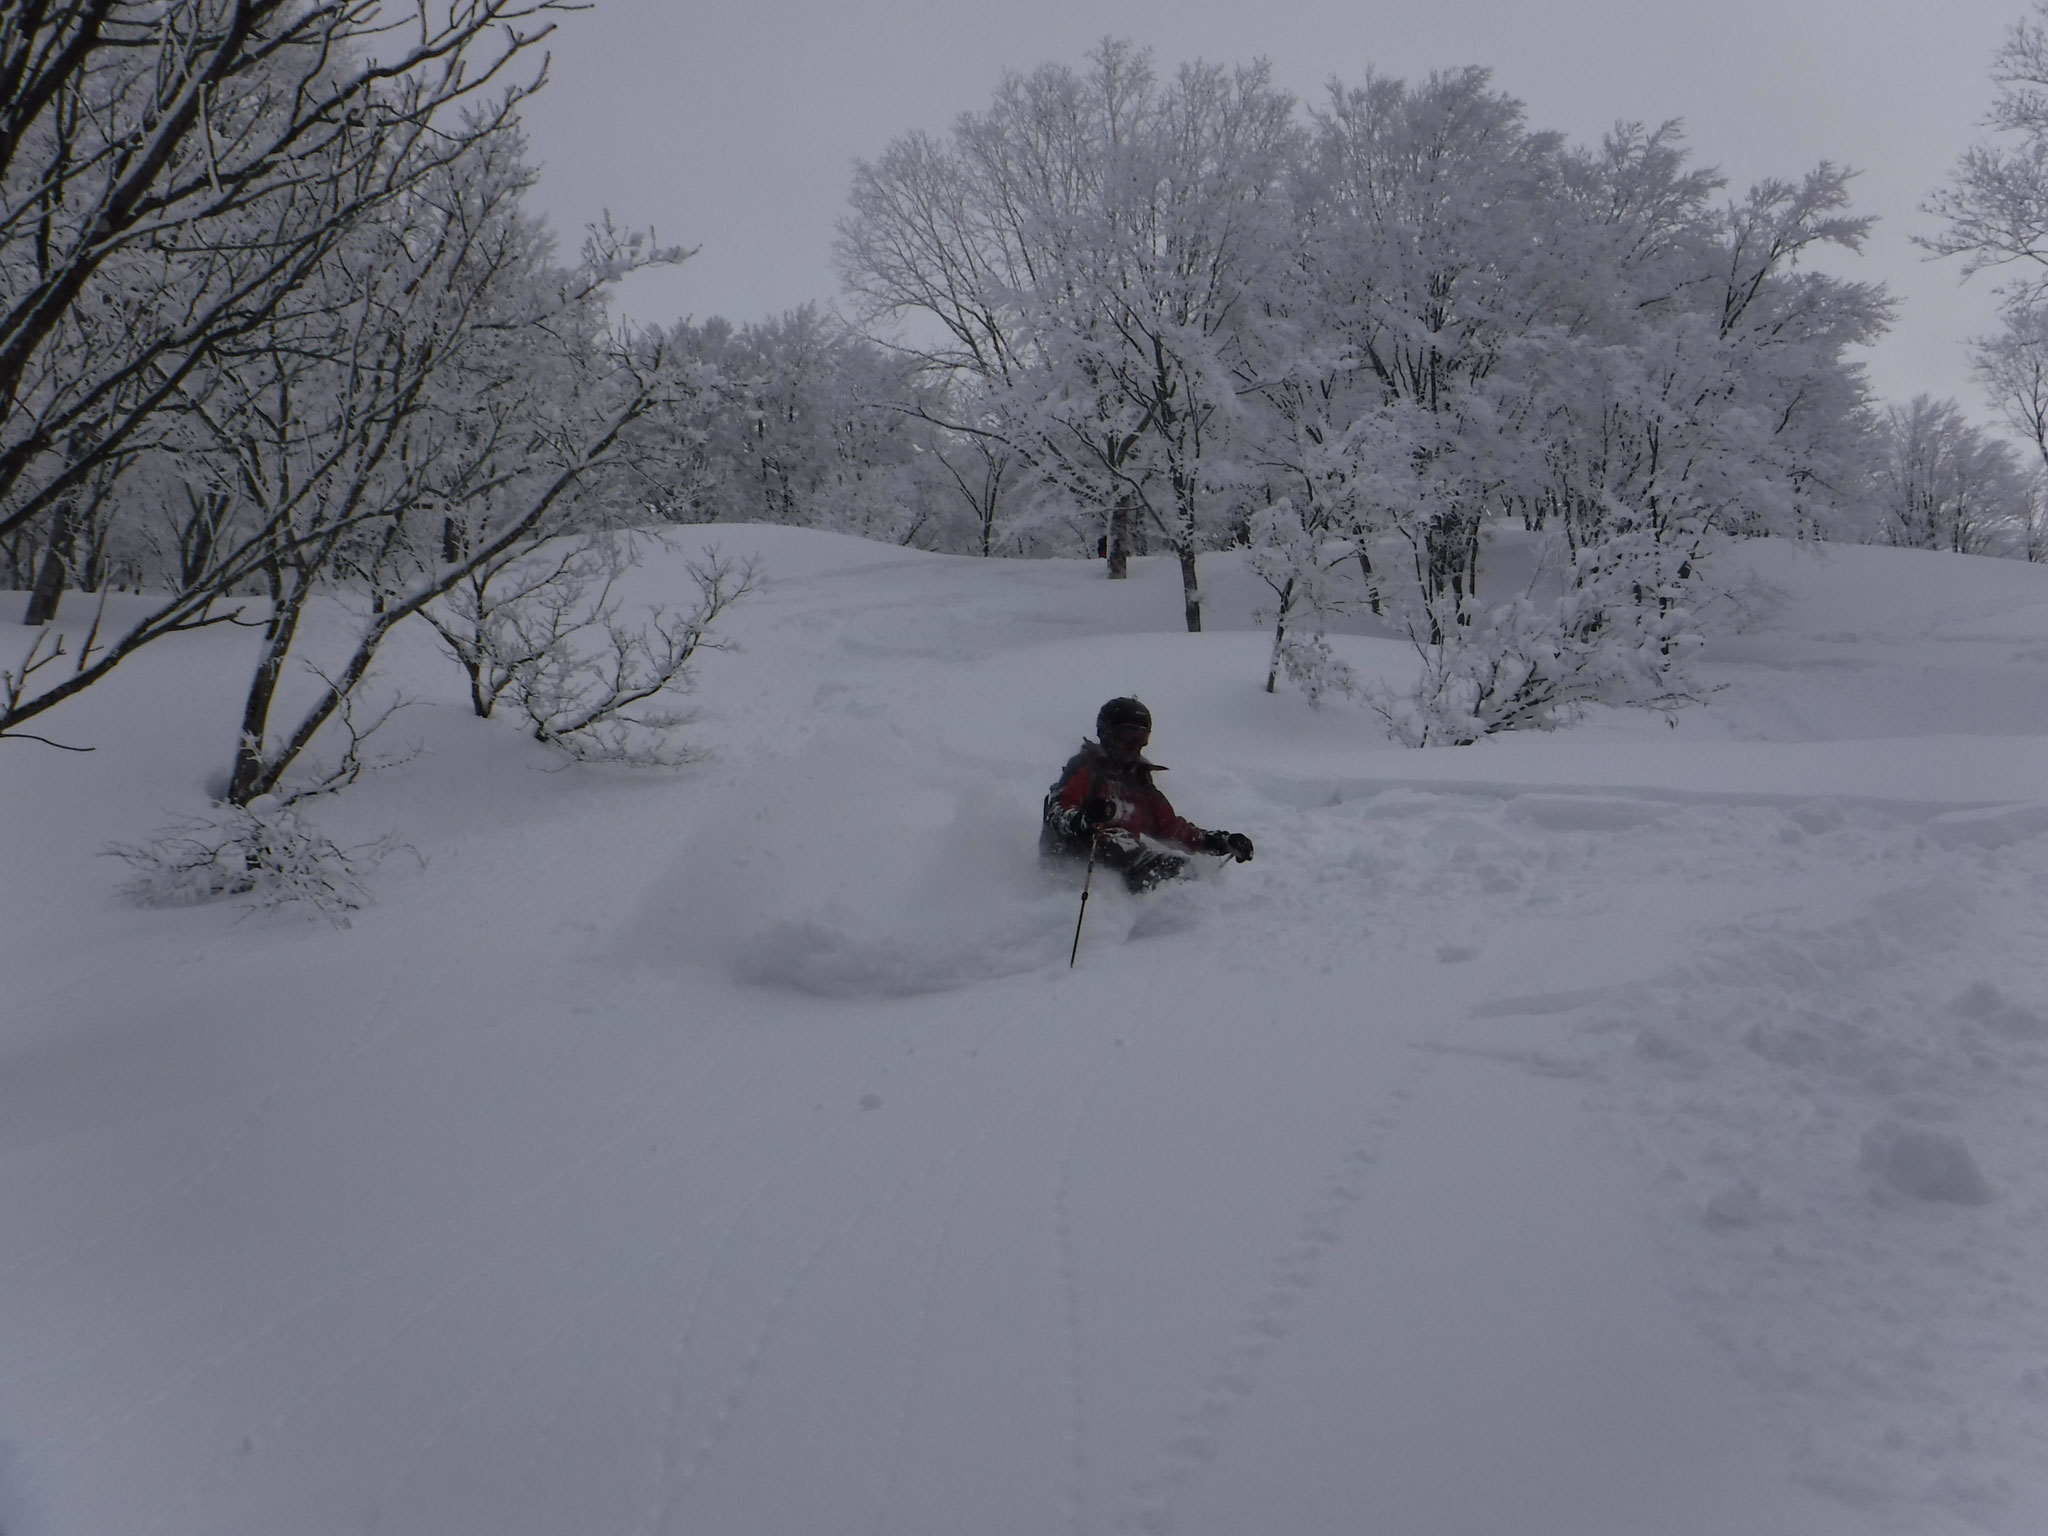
xmin=1041 ymin=697 xmax=1254 ymax=892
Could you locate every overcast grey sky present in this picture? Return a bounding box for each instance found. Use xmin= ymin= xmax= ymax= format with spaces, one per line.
xmin=518 ymin=0 xmax=2027 ymax=417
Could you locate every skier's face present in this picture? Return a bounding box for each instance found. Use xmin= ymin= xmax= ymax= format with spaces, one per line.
xmin=1106 ymin=722 xmax=1149 ymax=760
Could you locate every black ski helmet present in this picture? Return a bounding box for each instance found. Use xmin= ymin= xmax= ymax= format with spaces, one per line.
xmin=1096 ymin=696 xmax=1152 ymax=742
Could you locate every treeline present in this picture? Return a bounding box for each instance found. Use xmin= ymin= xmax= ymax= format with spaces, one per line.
xmin=839 ymin=45 xmax=1891 ymax=736
xmin=9 ymin=11 xmax=2048 ymax=764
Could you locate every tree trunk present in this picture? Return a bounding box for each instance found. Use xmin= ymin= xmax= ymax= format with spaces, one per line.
xmin=23 ymin=501 xmax=75 ymax=625
xmin=1357 ymin=548 xmax=1382 ymax=615
xmin=978 ymin=453 xmax=1005 ymax=557
xmin=229 ymin=573 xmax=312 ymax=805
xmin=466 ymin=655 xmax=493 ymax=719
xmin=1267 ymin=578 xmax=1293 ymax=693
xmin=178 ymin=489 xmax=227 ymax=591
xmin=1174 ymin=476 xmax=1203 ymax=631
xmin=1106 ymin=494 xmax=1130 ymax=580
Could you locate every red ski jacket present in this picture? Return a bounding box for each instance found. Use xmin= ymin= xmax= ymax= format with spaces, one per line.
xmin=1042 ymin=741 xmax=1208 ymax=856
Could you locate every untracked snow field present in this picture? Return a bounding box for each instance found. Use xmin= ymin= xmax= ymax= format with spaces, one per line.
xmin=5 ymin=529 xmax=2048 ymax=1535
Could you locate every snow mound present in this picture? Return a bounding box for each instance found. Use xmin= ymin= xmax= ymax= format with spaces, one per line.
xmin=1927 ymin=801 xmax=2048 ymax=850
xmin=1860 ymin=1120 xmax=1994 ymax=1205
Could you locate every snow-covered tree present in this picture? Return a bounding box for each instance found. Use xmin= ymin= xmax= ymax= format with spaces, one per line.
xmin=1926 ymin=0 xmax=2048 ymax=297
xmin=0 ymin=0 xmax=587 ymax=749
xmin=1236 ymin=72 xmax=1883 ymax=739
xmin=628 ymin=308 xmax=952 ymax=547
xmin=418 ymin=528 xmax=755 ymax=763
xmin=1973 ymin=309 xmax=2048 ymax=557
xmin=1867 ymin=395 xmax=2037 ymax=556
xmin=1926 ymin=0 xmax=2048 ymax=564
xmin=839 ymin=39 xmax=1301 ymax=628
xmin=1975 ymin=303 xmax=2048 ymax=471
xmin=5 ymin=114 xmax=689 ymax=794
xmin=0 ymin=1 xmax=570 ymax=623
xmin=194 ymin=167 xmax=686 ymax=804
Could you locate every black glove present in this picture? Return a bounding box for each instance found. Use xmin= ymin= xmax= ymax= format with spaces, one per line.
xmin=1079 ymin=796 xmax=1116 ymax=829
xmin=1205 ymin=830 xmax=1253 ymax=862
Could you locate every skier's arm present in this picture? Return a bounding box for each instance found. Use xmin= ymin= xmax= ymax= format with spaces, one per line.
xmin=1143 ymin=788 xmax=1252 ymax=860
xmin=1053 ymin=760 xmax=1095 ymax=813
xmin=1045 ymin=761 xmax=1107 ymax=842
xmin=1144 ymin=788 xmax=1210 ymax=851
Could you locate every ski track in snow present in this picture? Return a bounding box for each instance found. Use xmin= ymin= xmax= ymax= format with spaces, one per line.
xmin=634 ymin=1078 xmax=956 ymax=1534
xmin=864 ymin=1097 xmax=1004 ymax=1536
xmin=1115 ymin=1053 xmax=1439 ymax=1536
xmin=1055 ymin=1048 xmax=1112 ymax=1536
xmin=637 ymin=980 xmax=1135 ymax=1536
xmin=857 ymin=992 xmax=1164 ymax=1536
xmin=651 ymin=1206 xmax=857 ymax=1525
xmin=358 ymin=1012 xmax=762 ymax=1531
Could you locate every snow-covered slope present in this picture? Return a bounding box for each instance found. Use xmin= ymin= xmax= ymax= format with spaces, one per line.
xmin=4 ymin=530 xmax=2047 ymax=1535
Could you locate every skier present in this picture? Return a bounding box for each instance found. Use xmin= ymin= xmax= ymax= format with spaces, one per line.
xmin=1041 ymin=697 xmax=1254 ymax=893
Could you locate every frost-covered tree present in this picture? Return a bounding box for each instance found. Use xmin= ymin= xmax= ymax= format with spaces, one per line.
xmin=839 ymin=39 xmax=1300 ymax=628
xmin=0 ymin=0 xmax=595 ymax=750
xmin=1975 ymin=304 xmax=2048 ymax=472
xmin=418 ymin=528 xmax=754 ymax=763
xmin=628 ymin=308 xmax=953 ymax=547
xmin=1928 ymin=0 xmax=2048 ymax=564
xmin=1237 ymin=73 xmax=1883 ymax=739
xmin=1868 ymin=395 xmax=2037 ymax=556
xmin=1926 ymin=0 xmax=2048 ymax=295
xmin=1289 ymin=70 xmax=1565 ymax=633
xmin=1973 ymin=308 xmax=2048 ymax=556
xmin=0 ymin=1 xmax=570 ymax=622
xmin=4 ymin=114 xmax=690 ymax=796
xmin=200 ymin=173 xmax=684 ymax=803
xmin=923 ymin=378 xmax=1022 ymax=557
xmin=836 ymin=46 xmax=1883 ymax=733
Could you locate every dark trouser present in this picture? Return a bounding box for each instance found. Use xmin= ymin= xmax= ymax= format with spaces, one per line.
xmin=1117 ymin=848 xmax=1189 ymax=893
xmin=1041 ymin=827 xmax=1190 ymax=894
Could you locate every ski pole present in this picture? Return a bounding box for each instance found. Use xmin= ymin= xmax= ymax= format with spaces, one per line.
xmin=1069 ymin=832 xmax=1100 ymax=968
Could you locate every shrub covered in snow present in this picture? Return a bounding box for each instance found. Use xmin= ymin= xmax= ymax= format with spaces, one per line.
xmin=107 ymin=798 xmax=398 ymax=922
xmin=1365 ymin=547 xmax=1705 ymax=746
xmin=423 ymin=540 xmax=756 ymax=765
